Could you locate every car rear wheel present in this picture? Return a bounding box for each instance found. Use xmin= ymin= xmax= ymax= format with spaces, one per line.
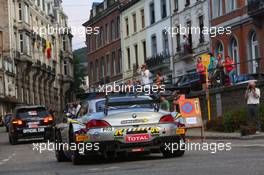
xmin=55 ymin=130 xmax=70 ymax=162
xmin=69 ymin=127 xmax=83 ymax=165
xmin=161 ymin=137 xmax=185 ymax=158
xmin=9 ymin=134 xmax=18 ymax=145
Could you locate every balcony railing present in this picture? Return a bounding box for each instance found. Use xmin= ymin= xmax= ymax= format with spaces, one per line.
xmin=145 ymin=51 xmax=170 ymax=69
xmin=248 ymin=0 xmax=264 ymax=17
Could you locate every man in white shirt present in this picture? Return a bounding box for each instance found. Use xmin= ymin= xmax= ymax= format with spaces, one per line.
xmin=138 ymin=64 xmax=151 ymax=86
xmin=245 ymin=81 xmax=261 ymax=133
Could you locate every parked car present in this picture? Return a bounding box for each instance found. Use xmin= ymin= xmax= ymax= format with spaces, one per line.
xmin=8 ymin=105 xmax=54 ymax=145
xmin=3 ymin=114 xmax=12 ymax=132
xmin=55 ymin=94 xmax=186 ymax=165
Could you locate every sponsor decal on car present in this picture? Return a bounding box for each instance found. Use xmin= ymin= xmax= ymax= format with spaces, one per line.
xmin=114 ymin=129 xmax=124 ymax=137
xmin=23 ymin=128 xmax=44 ymax=133
xmin=125 ymin=134 xmax=151 ymax=143
xmin=176 ymin=128 xmax=185 ymax=135
xmin=150 ymin=127 xmax=159 ymax=135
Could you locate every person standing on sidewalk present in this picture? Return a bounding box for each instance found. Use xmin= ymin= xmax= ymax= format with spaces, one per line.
xmin=245 ymin=81 xmax=261 ymax=133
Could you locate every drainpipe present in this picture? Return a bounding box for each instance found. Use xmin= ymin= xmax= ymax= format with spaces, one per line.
xmin=169 ymin=0 xmax=174 ymax=83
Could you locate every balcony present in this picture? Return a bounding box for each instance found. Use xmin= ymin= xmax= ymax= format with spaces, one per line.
xmin=60 ymin=50 xmax=73 ymax=60
xmin=248 ymin=0 xmax=264 ymax=17
xmin=145 ymin=51 xmax=170 ymax=71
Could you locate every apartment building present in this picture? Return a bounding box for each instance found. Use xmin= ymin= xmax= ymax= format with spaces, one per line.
xmin=210 ymin=0 xmax=264 ymax=75
xmin=171 ymin=0 xmax=210 ymax=82
xmin=83 ymin=0 xmax=128 ymax=91
xmin=121 ymin=0 xmax=173 ymax=82
xmin=0 ymin=0 xmax=73 ymax=115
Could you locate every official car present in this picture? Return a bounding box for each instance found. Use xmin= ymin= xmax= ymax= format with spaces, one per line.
xmin=55 ymin=94 xmax=186 ymax=165
xmin=8 ymin=105 xmax=54 ymax=144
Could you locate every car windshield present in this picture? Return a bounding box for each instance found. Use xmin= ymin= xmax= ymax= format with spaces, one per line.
xmin=96 ymin=97 xmax=153 ymax=112
xmin=16 ymin=107 xmax=50 ymax=118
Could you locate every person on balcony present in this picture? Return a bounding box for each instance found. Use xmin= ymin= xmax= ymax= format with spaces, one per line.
xmin=208 ymin=53 xmax=217 ymax=80
xmin=216 ymin=53 xmax=225 ymax=86
xmin=183 ymin=35 xmax=190 ymax=54
xmin=196 ymin=57 xmax=206 ymax=89
xmin=224 ymin=56 xmax=236 ymax=85
xmin=138 ymin=64 xmax=152 ymax=86
xmin=156 ymin=72 xmax=164 ymax=89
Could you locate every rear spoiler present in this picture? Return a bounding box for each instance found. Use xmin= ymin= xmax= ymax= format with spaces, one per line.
xmin=104 ymin=96 xmax=160 ymax=115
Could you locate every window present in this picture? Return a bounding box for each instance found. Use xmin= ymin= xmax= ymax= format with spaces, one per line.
xmin=106 ymin=55 xmax=110 ymax=76
xmin=150 ymin=2 xmax=155 ymax=24
xmin=127 ymin=48 xmax=131 ymax=69
xmin=199 ymin=15 xmax=204 ymax=43
xmin=125 ymin=18 xmax=129 ymax=36
xmin=62 ymin=36 xmax=66 ymax=51
xmin=185 ymin=0 xmax=190 ymax=7
xmin=133 ymin=13 xmax=137 ymax=33
xmin=230 ymin=38 xmax=240 ymax=74
xmin=161 ymin=0 xmax=167 ymax=18
xmin=25 ymin=34 xmax=30 ymax=55
xmin=63 ymin=60 xmax=68 ymax=75
xmin=112 ymin=51 xmax=116 ymax=75
xmin=142 ymin=41 xmax=147 ymax=62
xmin=140 ymin=9 xmax=145 ymax=29
xmin=134 ymin=44 xmax=138 ymax=67
xmin=248 ymin=32 xmax=259 ymax=74
xmin=213 ymin=0 xmax=223 ymax=18
xmin=110 ymin=20 xmax=115 ymax=41
xmin=105 ymin=23 xmax=109 ymax=43
xmin=162 ymin=30 xmax=169 ymax=54
xmin=174 ymin=0 xmax=178 ymax=12
xmin=215 ymin=41 xmax=224 ymax=57
xmin=95 ymin=60 xmax=99 ymax=81
xmin=176 ymin=26 xmax=181 ymax=51
xmin=90 ymin=62 xmax=94 ymax=83
xmin=116 ymin=17 xmax=120 ymax=38
xmin=225 ymin=0 xmax=236 ymax=12
xmin=19 ymin=34 xmax=23 ymax=53
xmin=101 ymin=57 xmax=105 ymax=78
xmin=118 ymin=49 xmax=122 ymax=74
xmin=18 ymin=3 xmax=22 ymax=21
xmin=151 ymin=35 xmax=157 ymax=56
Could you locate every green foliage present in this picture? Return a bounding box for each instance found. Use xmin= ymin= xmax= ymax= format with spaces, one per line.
xmin=206 ymin=105 xmax=264 ymax=132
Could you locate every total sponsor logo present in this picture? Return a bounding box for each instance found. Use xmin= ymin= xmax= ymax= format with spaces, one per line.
xmin=125 ymin=134 xmax=151 ymax=143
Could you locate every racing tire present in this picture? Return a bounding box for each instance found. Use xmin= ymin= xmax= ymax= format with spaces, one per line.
xmin=69 ymin=127 xmax=83 ymax=165
xmin=161 ymin=137 xmax=185 ymax=158
xmin=55 ymin=130 xmax=70 ymax=162
xmin=9 ymin=134 xmax=18 ymax=145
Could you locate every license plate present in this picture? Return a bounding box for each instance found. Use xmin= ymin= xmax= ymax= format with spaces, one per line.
xmin=132 ymin=148 xmax=144 ymax=152
xmin=126 ymin=134 xmax=150 ymax=143
xmin=23 ymin=128 xmax=44 ymax=133
xmin=28 ymin=122 xmax=39 ymax=128
xmin=176 ymin=128 xmax=185 ymax=135
xmin=76 ymin=135 xmax=89 ymax=142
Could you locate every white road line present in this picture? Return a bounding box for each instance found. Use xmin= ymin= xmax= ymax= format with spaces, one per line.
xmin=232 ymin=144 xmax=264 ymax=147
xmin=2 ymin=159 xmax=9 ymax=162
xmin=89 ymin=168 xmax=100 ymax=171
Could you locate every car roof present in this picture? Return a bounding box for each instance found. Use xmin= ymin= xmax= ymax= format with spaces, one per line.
xmin=15 ymin=105 xmax=46 ymax=110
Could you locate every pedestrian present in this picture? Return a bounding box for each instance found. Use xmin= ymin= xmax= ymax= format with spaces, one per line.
xmin=196 ymin=57 xmax=206 ymax=88
xmin=160 ymin=93 xmax=170 ymax=112
xmin=224 ymin=56 xmax=236 ymax=85
xmin=216 ymin=53 xmax=225 ymax=86
xmin=245 ymin=81 xmax=261 ymax=133
xmin=138 ymin=64 xmax=151 ymax=86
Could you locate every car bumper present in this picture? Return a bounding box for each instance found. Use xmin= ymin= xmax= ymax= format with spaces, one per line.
xmin=10 ymin=126 xmax=53 ymax=140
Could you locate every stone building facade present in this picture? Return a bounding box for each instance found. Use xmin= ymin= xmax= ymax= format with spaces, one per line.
xmin=0 ymin=0 xmax=74 ymax=115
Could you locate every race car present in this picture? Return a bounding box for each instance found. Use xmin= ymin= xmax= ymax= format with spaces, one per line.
xmin=8 ymin=105 xmax=54 ymax=145
xmin=55 ymin=94 xmax=186 ymax=165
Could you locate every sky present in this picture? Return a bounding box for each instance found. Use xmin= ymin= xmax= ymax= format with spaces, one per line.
xmin=62 ymin=0 xmax=103 ymax=51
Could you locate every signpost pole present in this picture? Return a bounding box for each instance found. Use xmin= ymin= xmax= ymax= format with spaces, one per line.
xmin=205 ymin=70 xmax=211 ymax=121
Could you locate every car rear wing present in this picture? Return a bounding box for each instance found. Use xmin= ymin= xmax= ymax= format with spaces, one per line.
xmin=104 ymin=96 xmax=160 ymax=115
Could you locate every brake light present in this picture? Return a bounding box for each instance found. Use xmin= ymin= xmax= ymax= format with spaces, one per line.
xmin=44 ymin=115 xmax=53 ymax=123
xmin=86 ymin=119 xmax=111 ymax=128
xmin=12 ymin=119 xmax=24 ymax=125
xmin=159 ymin=115 xmax=175 ymax=123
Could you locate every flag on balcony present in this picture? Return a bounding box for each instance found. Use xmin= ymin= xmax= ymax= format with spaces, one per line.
xmin=46 ymin=40 xmax=51 ymax=59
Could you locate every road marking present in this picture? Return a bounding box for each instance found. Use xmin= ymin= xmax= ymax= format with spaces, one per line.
xmin=232 ymin=144 xmax=264 ymax=147
xmin=2 ymin=159 xmax=9 ymax=162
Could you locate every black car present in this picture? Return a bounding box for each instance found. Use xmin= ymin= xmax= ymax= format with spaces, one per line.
xmin=3 ymin=114 xmax=12 ymax=132
xmin=8 ymin=106 xmax=54 ymax=145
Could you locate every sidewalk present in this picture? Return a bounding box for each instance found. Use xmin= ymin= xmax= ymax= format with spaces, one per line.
xmin=186 ymin=128 xmax=264 ymax=140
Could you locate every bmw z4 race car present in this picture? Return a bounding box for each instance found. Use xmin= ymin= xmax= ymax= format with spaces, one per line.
xmin=54 ymin=94 xmax=186 ymax=165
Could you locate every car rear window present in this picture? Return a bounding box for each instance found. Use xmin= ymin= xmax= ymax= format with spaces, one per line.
xmin=16 ymin=107 xmax=50 ymax=118
xmin=96 ymin=97 xmax=153 ymax=112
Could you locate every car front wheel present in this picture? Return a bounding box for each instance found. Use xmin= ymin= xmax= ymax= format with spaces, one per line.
xmin=9 ymin=134 xmax=18 ymax=145
xmin=55 ymin=130 xmax=70 ymax=162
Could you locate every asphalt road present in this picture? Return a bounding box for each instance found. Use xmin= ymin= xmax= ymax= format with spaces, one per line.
xmin=0 ymin=127 xmax=263 ymax=175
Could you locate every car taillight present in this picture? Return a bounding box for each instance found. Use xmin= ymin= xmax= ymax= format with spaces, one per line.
xmin=12 ymin=119 xmax=24 ymax=126
xmin=44 ymin=115 xmax=53 ymax=124
xmin=159 ymin=115 xmax=175 ymax=123
xmin=86 ymin=119 xmax=111 ymax=129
